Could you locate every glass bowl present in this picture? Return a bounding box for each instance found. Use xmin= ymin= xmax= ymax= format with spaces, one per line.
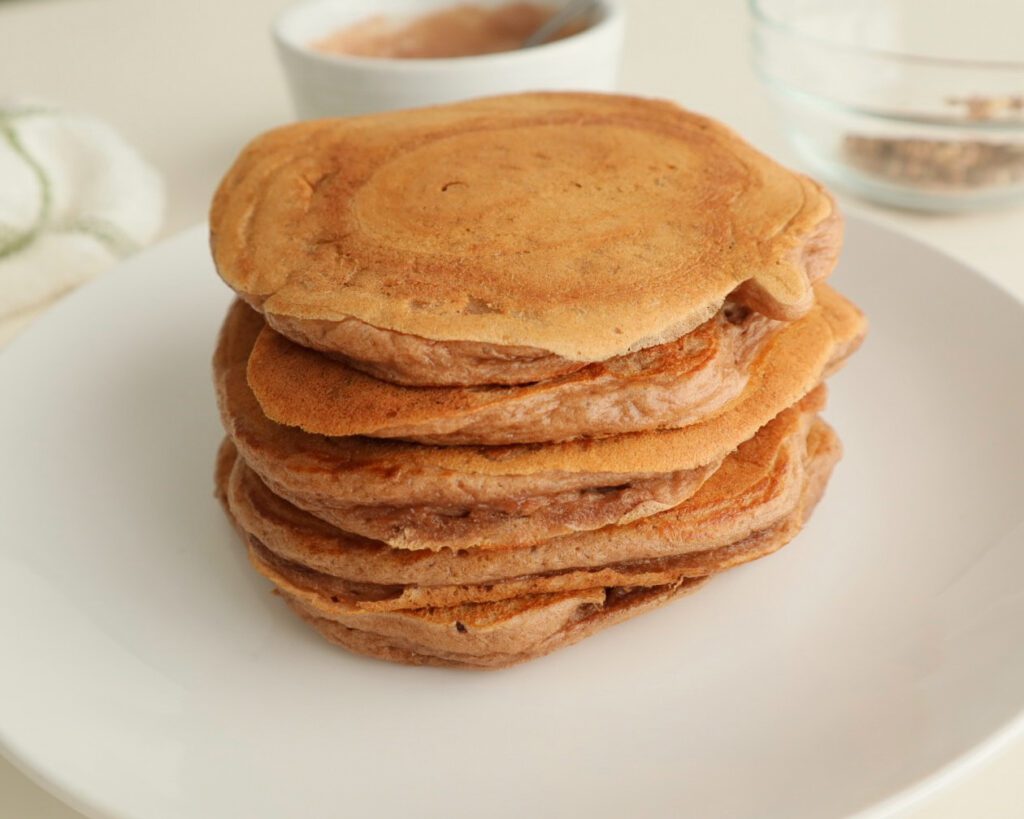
xmin=749 ymin=0 xmax=1024 ymax=211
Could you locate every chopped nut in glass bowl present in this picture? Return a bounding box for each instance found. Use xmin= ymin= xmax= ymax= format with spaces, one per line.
xmin=750 ymin=0 xmax=1024 ymax=211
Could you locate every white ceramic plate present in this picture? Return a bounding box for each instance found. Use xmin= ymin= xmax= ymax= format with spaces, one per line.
xmin=2 ymin=217 xmax=1023 ymax=819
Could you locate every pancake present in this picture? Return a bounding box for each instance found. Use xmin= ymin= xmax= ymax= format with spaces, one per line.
xmin=210 ymin=92 xmax=841 ymax=386
xmin=252 ymin=494 xmax=800 ymax=614
xmin=238 ymin=413 xmax=838 ymax=612
xmin=286 ymin=580 xmax=709 ymax=669
xmin=265 ymin=417 xmax=838 ymax=669
xmin=247 ymin=300 xmax=782 ymax=445
xmin=218 ymin=303 xmax=724 ymax=552
xmin=216 ymin=387 xmax=832 ymax=608
xmin=213 ymin=286 xmax=864 ymax=550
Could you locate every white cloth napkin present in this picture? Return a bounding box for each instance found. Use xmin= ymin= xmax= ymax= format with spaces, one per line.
xmin=0 ymin=101 xmax=164 ymax=344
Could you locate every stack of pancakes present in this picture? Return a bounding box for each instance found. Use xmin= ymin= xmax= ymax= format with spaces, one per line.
xmin=209 ymin=93 xmax=866 ymax=669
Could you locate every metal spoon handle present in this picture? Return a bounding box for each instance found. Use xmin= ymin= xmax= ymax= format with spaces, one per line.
xmin=521 ymin=0 xmax=597 ymax=48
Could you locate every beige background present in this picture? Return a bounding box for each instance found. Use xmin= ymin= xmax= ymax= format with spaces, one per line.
xmin=1 ymin=0 xmax=1023 ymax=816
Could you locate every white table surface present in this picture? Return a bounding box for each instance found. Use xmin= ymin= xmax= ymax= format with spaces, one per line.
xmin=1 ymin=1 xmax=1022 ymax=816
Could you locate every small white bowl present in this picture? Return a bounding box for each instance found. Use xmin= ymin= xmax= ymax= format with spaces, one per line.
xmin=273 ymin=0 xmax=626 ymax=120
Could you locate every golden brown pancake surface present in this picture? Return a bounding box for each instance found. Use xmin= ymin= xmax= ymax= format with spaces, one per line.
xmin=247 ymin=301 xmax=782 ymax=445
xmin=285 ymin=579 xmax=709 ymax=669
xmin=207 ymin=92 xmax=867 ymax=670
xmin=213 ymin=286 xmax=863 ymax=549
xmin=217 ymin=388 xmax=829 ymax=603
xmin=242 ymin=419 xmax=840 ymax=669
xmin=210 ymin=92 xmax=841 ymax=385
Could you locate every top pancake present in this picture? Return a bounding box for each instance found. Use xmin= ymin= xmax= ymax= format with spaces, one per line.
xmin=210 ymin=92 xmax=841 ymax=385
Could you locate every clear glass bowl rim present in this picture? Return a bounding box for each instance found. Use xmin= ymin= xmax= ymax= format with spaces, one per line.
xmin=748 ymin=0 xmax=1024 ymax=71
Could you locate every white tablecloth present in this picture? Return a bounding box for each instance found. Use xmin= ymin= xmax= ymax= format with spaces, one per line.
xmin=1 ymin=0 xmax=1022 ymax=816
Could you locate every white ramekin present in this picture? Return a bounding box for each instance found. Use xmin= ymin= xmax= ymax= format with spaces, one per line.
xmin=273 ymin=0 xmax=626 ymax=119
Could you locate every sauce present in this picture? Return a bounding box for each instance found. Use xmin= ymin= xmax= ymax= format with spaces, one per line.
xmin=310 ymin=2 xmax=586 ymax=59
